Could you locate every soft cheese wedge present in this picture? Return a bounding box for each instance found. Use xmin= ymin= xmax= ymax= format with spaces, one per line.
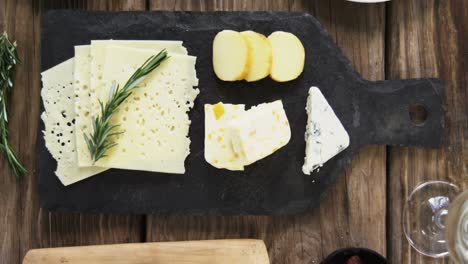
xmin=240 ymin=31 xmax=272 ymax=82
xmin=213 ymin=30 xmax=250 ymax=81
xmin=41 ymin=58 xmax=106 ymax=186
xmin=205 ymin=103 xmax=246 ymax=171
xmin=93 ymin=46 xmax=199 ymax=174
xmin=76 ymin=40 xmax=188 ymax=167
xmin=228 ymin=100 xmax=291 ymax=166
xmin=268 ymin=31 xmax=305 ymax=82
xmin=303 ymin=87 xmax=350 ymax=175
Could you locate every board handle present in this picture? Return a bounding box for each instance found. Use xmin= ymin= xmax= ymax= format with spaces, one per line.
xmin=363 ymin=78 xmax=445 ymax=148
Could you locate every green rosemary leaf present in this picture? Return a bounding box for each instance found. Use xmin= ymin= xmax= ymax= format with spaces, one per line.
xmin=0 ymin=32 xmax=26 ymax=179
xmin=84 ymin=49 xmax=169 ymax=163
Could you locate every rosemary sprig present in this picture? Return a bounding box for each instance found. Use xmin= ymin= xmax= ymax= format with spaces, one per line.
xmin=84 ymin=50 xmax=169 ymax=163
xmin=0 ymin=32 xmax=27 ymax=179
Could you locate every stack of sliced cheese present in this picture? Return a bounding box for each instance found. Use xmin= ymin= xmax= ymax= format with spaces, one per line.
xmin=41 ymin=40 xmax=199 ymax=186
xmin=213 ymin=30 xmax=305 ymax=82
xmin=205 ymin=100 xmax=291 ymax=170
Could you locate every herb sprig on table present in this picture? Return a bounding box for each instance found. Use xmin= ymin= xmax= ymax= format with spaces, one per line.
xmin=0 ymin=32 xmax=27 ymax=179
xmin=84 ymin=50 xmax=169 ymax=163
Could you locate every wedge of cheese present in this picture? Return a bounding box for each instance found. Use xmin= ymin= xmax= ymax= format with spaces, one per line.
xmin=205 ymin=103 xmax=245 ymax=171
xmin=228 ymin=100 xmax=291 ymax=166
xmin=41 ymin=58 xmax=106 ymax=186
xmin=93 ymin=46 xmax=199 ymax=174
xmin=75 ymin=40 xmax=188 ymax=166
xmin=302 ymin=87 xmax=350 ymax=175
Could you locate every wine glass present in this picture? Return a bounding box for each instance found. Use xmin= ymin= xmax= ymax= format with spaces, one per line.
xmin=403 ymin=181 xmax=468 ymax=263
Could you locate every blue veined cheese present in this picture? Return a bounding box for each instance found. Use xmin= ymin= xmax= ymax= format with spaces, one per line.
xmin=41 ymin=58 xmax=106 ymax=186
xmin=302 ymin=87 xmax=350 ymax=175
xmin=205 ymin=103 xmax=246 ymax=171
xmin=228 ymin=100 xmax=291 ymax=166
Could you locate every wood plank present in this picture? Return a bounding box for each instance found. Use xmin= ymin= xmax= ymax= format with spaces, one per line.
xmin=387 ymin=0 xmax=467 ymax=263
xmin=293 ymin=0 xmax=387 ymax=258
xmin=11 ymin=1 xmax=148 ymax=263
xmin=147 ymin=1 xmax=386 ymax=263
xmin=0 ymin=0 xmax=37 ymax=262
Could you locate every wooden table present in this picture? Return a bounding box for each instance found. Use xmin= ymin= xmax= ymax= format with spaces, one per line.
xmin=0 ymin=0 xmax=466 ymax=263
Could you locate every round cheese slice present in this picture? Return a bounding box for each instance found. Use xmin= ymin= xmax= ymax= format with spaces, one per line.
xmin=268 ymin=31 xmax=305 ymax=82
xmin=213 ymin=30 xmax=250 ymax=81
xmin=240 ymin=31 xmax=272 ymax=82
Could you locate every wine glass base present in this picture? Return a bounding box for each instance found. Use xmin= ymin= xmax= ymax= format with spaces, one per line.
xmin=403 ymin=181 xmax=460 ymax=258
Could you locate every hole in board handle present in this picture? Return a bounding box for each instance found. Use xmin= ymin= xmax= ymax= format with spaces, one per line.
xmin=409 ymin=104 xmax=428 ymax=125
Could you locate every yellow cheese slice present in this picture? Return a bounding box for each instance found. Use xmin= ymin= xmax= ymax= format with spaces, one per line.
xmin=75 ymin=40 xmax=188 ymax=166
xmin=240 ymin=31 xmax=272 ymax=82
xmin=93 ymin=46 xmax=199 ymax=174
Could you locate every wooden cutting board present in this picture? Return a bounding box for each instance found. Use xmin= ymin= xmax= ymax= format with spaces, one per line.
xmin=23 ymin=239 xmax=269 ymax=264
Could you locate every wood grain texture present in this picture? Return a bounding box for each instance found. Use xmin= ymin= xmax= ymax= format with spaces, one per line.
xmin=0 ymin=1 xmax=147 ymax=263
xmin=146 ymin=1 xmax=386 ymax=263
xmin=0 ymin=0 xmax=465 ymax=263
xmin=23 ymin=240 xmax=269 ymax=264
xmin=38 ymin=0 xmax=147 ymax=251
xmin=303 ymin=0 xmax=387 ymax=257
xmin=387 ymin=0 xmax=467 ymax=263
xmin=0 ymin=0 xmax=39 ymax=263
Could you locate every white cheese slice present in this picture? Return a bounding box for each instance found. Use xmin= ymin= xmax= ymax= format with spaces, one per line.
xmin=73 ymin=45 xmax=103 ymax=167
xmin=228 ymin=100 xmax=291 ymax=166
xmin=41 ymin=58 xmax=106 ymax=186
xmin=75 ymin=40 xmax=188 ymax=166
xmin=93 ymin=46 xmax=199 ymax=174
xmin=205 ymin=103 xmax=246 ymax=171
xmin=302 ymin=87 xmax=350 ymax=175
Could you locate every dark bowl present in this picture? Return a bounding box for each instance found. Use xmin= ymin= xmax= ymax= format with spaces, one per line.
xmin=321 ymin=247 xmax=387 ymax=264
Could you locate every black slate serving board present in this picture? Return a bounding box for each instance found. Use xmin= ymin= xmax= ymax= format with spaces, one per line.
xmin=39 ymin=11 xmax=444 ymax=215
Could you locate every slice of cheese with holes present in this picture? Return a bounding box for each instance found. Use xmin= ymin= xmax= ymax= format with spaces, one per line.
xmin=41 ymin=58 xmax=106 ymax=186
xmin=228 ymin=100 xmax=291 ymax=166
xmin=93 ymin=46 xmax=199 ymax=173
xmin=205 ymin=103 xmax=246 ymax=171
xmin=302 ymin=87 xmax=349 ymax=175
xmin=73 ymin=45 xmax=102 ymax=167
xmin=76 ymin=40 xmax=187 ymax=166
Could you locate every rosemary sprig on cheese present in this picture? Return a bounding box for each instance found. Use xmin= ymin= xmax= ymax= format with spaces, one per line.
xmin=84 ymin=50 xmax=169 ymax=162
xmin=0 ymin=32 xmax=27 ymax=179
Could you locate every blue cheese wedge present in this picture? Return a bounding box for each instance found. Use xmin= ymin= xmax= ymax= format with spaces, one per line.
xmin=205 ymin=103 xmax=246 ymax=171
xmin=228 ymin=100 xmax=291 ymax=166
xmin=302 ymin=87 xmax=350 ymax=175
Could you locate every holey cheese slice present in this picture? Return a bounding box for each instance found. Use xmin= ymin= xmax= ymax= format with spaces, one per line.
xmin=302 ymin=87 xmax=350 ymax=175
xmin=73 ymin=45 xmax=100 ymax=167
xmin=94 ymin=46 xmax=199 ymax=174
xmin=76 ymin=40 xmax=188 ymax=166
xmin=205 ymin=103 xmax=245 ymax=171
xmin=41 ymin=58 xmax=106 ymax=186
xmin=228 ymin=100 xmax=291 ymax=166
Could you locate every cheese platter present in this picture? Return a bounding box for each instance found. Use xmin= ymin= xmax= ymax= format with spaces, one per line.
xmin=38 ymin=11 xmax=444 ymax=214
